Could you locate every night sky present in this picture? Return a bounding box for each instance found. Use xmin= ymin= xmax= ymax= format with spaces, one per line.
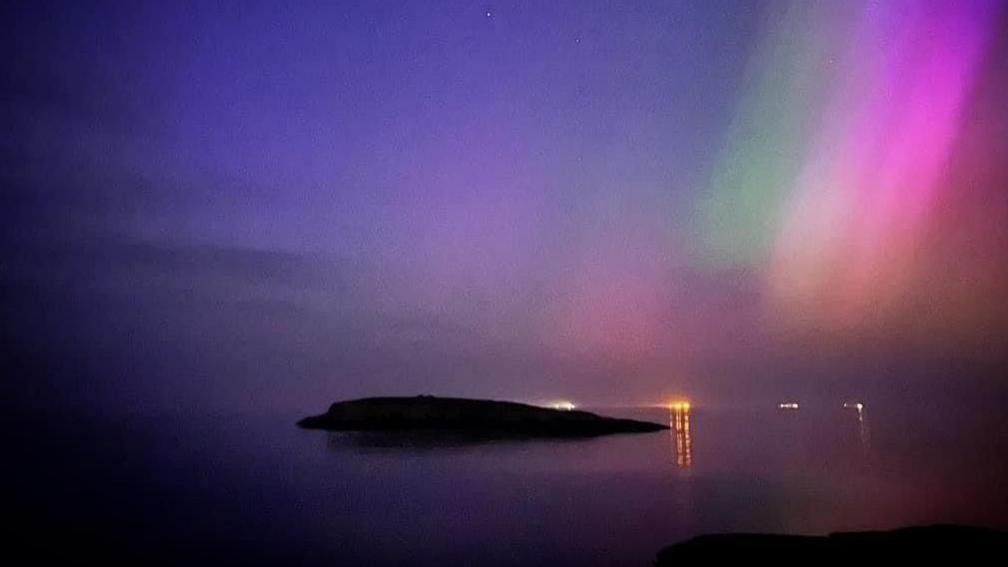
xmin=4 ymin=0 xmax=1008 ymax=417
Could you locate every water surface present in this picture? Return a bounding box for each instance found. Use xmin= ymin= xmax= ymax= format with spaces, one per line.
xmin=7 ymin=404 xmax=1007 ymax=565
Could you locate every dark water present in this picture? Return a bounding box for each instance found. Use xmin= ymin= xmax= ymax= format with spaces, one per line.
xmin=6 ymin=404 xmax=1008 ymax=565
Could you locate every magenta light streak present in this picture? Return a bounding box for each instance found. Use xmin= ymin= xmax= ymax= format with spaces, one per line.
xmin=768 ymin=0 xmax=1000 ymax=329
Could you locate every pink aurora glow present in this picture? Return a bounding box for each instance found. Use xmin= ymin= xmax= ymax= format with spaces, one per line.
xmin=768 ymin=1 xmax=1000 ymax=330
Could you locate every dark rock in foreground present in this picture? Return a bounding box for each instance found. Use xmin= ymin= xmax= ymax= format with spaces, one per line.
xmin=298 ymin=395 xmax=667 ymax=437
xmin=656 ymin=525 xmax=1008 ymax=562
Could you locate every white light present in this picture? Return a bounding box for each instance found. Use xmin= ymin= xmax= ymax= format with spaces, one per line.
xmin=779 ymin=402 xmax=799 ymax=409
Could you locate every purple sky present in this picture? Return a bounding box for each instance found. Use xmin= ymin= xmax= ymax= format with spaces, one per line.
xmin=4 ymin=1 xmax=1008 ymax=416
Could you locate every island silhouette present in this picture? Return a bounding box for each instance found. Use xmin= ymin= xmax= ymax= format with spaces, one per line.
xmin=298 ymin=395 xmax=668 ymax=437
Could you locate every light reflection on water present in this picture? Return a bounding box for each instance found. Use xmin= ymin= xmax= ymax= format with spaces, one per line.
xmin=856 ymin=405 xmax=871 ymax=452
xmin=670 ymin=404 xmax=693 ymax=469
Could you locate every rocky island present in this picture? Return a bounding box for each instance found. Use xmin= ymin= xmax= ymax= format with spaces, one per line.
xmin=297 ymin=395 xmax=667 ymax=437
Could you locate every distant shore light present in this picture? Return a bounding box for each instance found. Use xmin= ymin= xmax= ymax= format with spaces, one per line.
xmin=549 ymin=400 xmax=576 ymax=411
xmin=779 ymin=402 xmax=800 ymax=410
xmin=669 ymin=401 xmax=691 ymax=411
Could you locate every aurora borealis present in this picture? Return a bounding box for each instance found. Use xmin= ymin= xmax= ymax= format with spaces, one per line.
xmin=701 ymin=0 xmax=1005 ymax=341
xmin=3 ymin=0 xmax=1008 ymax=414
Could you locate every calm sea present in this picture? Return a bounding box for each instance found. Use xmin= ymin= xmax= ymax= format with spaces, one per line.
xmin=6 ymin=404 xmax=1007 ymax=565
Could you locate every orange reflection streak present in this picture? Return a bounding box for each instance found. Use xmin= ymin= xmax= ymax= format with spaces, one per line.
xmin=669 ymin=403 xmax=692 ymax=468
